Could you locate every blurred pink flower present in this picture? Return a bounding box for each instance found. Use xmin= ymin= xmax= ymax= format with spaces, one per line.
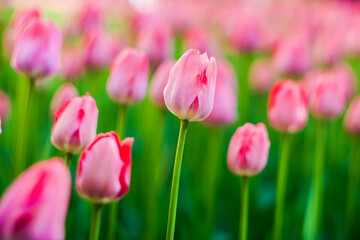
xmin=183 ymin=27 xmax=219 ymax=57
xmin=61 ymin=47 xmax=85 ymax=81
xmin=344 ymin=96 xmax=360 ymax=135
xmin=249 ymin=58 xmax=276 ymax=93
xmin=50 ymin=83 xmax=79 ymax=114
xmin=0 ymin=90 xmax=11 ymax=120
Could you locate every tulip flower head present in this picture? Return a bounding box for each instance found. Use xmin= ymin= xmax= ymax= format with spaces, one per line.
xmin=163 ymin=49 xmax=217 ymax=122
xmin=50 ymin=83 xmax=79 ymax=114
xmin=51 ymin=93 xmax=98 ymax=154
xmin=344 ymin=96 xmax=360 ymax=135
xmin=249 ymin=58 xmax=276 ymax=93
xmin=227 ymin=123 xmax=270 ymax=176
xmin=0 ymin=158 xmax=71 ymax=240
xmin=268 ymin=79 xmax=308 ymax=133
xmin=61 ymin=47 xmax=85 ymax=81
xmin=76 ymin=132 xmax=134 ymax=203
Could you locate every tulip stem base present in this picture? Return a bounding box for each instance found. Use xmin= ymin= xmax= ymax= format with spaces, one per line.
xmin=240 ymin=176 xmax=249 ymax=240
xmin=166 ymin=119 xmax=189 ymax=240
xmin=90 ymin=203 xmax=102 ymax=240
xmin=116 ymin=104 xmax=127 ymax=139
xmin=65 ymin=153 xmax=73 ymax=168
xmin=274 ymin=133 xmax=291 ymax=240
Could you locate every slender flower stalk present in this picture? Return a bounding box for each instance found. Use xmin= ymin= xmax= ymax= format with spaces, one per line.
xmin=65 ymin=152 xmax=73 ymax=168
xmin=116 ymin=104 xmax=127 ymax=138
xmin=166 ymin=119 xmax=189 ymax=240
xmin=90 ymin=203 xmax=102 ymax=240
xmin=240 ymin=177 xmax=249 ymax=240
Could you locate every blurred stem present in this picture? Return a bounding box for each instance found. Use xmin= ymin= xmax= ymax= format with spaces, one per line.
xmin=166 ymin=119 xmax=189 ymax=240
xmin=65 ymin=153 xmax=73 ymax=168
xmin=89 ymin=203 xmax=102 ymax=240
xmin=116 ymin=104 xmax=127 ymax=139
xmin=239 ymin=176 xmax=249 ymax=240
xmin=274 ymin=133 xmax=291 ymax=240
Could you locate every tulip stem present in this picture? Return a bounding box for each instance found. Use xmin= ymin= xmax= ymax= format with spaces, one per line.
xmin=274 ymin=133 xmax=291 ymax=240
xmin=166 ymin=119 xmax=189 ymax=240
xmin=116 ymin=104 xmax=127 ymax=139
xmin=90 ymin=203 xmax=102 ymax=240
xmin=65 ymin=153 xmax=73 ymax=168
xmin=239 ymin=176 xmax=249 ymax=240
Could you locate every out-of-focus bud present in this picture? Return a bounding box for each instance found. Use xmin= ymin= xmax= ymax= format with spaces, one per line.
xmin=227 ymin=123 xmax=270 ymax=176
xmin=164 ymin=49 xmax=217 ymax=122
xmin=84 ymin=29 xmax=120 ymax=69
xmin=61 ymin=47 xmax=84 ymax=81
xmin=150 ymin=59 xmax=175 ymax=107
xmin=76 ymin=132 xmax=134 ymax=203
xmin=50 ymin=83 xmax=79 ymax=114
xmin=0 ymin=90 xmax=11 ymax=120
xmin=3 ymin=9 xmax=40 ymax=57
xmin=51 ymin=93 xmax=98 ymax=154
xmin=249 ymin=58 xmax=276 ymax=93
xmin=11 ymin=19 xmax=63 ymax=79
xmin=0 ymin=158 xmax=71 ymax=240
xmin=330 ymin=63 xmax=356 ymax=102
xmin=77 ymin=4 xmax=102 ymax=34
xmin=106 ymin=48 xmax=149 ymax=104
xmin=205 ymin=60 xmax=237 ymax=125
xmin=183 ymin=27 xmax=219 ymax=57
xmin=312 ymin=30 xmax=344 ymax=67
xmin=344 ymin=96 xmax=360 ymax=135
xmin=268 ymin=79 xmax=308 ymax=132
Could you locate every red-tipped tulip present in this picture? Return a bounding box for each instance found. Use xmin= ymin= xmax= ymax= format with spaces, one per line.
xmin=50 ymin=83 xmax=79 ymax=114
xmin=106 ymin=48 xmax=149 ymax=104
xmin=51 ymin=93 xmax=98 ymax=154
xmin=163 ymin=49 xmax=217 ymax=122
xmin=0 ymin=90 xmax=11 ymax=120
xmin=76 ymin=132 xmax=134 ymax=203
xmin=11 ymin=19 xmax=63 ymax=79
xmin=227 ymin=123 xmax=270 ymax=176
xmin=344 ymin=96 xmax=360 ymax=135
xmin=268 ymin=80 xmax=308 ymax=132
xmin=0 ymin=158 xmax=71 ymax=240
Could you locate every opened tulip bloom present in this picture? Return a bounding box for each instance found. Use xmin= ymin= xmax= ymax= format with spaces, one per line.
xmin=0 ymin=158 xmax=71 ymax=240
xmin=50 ymin=83 xmax=79 ymax=114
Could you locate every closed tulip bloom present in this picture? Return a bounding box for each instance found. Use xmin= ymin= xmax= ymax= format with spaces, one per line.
xmin=205 ymin=60 xmax=237 ymax=125
xmin=268 ymin=80 xmax=308 ymax=132
xmin=77 ymin=4 xmax=102 ymax=34
xmin=0 ymin=90 xmax=11 ymax=120
xmin=0 ymin=158 xmax=71 ymax=240
xmin=330 ymin=63 xmax=356 ymax=102
xmin=227 ymin=123 xmax=270 ymax=176
xmin=163 ymin=49 xmax=217 ymax=122
xmin=50 ymin=83 xmax=79 ymax=114
xmin=61 ymin=47 xmax=84 ymax=81
xmin=149 ymin=59 xmax=175 ymax=107
xmin=11 ymin=19 xmax=63 ymax=79
xmin=76 ymin=132 xmax=134 ymax=203
xmin=51 ymin=93 xmax=98 ymax=154
xmin=249 ymin=58 xmax=276 ymax=93
xmin=106 ymin=48 xmax=149 ymax=104
xmin=344 ymin=96 xmax=360 ymax=135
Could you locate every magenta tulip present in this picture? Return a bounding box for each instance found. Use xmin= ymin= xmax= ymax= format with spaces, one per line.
xmin=50 ymin=83 xmax=79 ymax=114
xmin=344 ymin=96 xmax=360 ymax=135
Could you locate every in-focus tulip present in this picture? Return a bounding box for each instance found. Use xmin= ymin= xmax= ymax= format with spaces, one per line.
xmin=268 ymin=79 xmax=308 ymax=132
xmin=149 ymin=59 xmax=175 ymax=107
xmin=50 ymin=83 xmax=79 ymax=114
xmin=61 ymin=47 xmax=85 ymax=81
xmin=249 ymin=58 xmax=276 ymax=93
xmin=11 ymin=19 xmax=63 ymax=79
xmin=106 ymin=48 xmax=149 ymax=104
xmin=51 ymin=93 xmax=98 ymax=154
xmin=0 ymin=158 xmax=71 ymax=240
xmin=163 ymin=49 xmax=217 ymax=122
xmin=76 ymin=132 xmax=134 ymax=203
xmin=0 ymin=90 xmax=11 ymax=120
xmin=344 ymin=96 xmax=360 ymax=135
xmin=205 ymin=60 xmax=237 ymax=125
xmin=227 ymin=123 xmax=270 ymax=176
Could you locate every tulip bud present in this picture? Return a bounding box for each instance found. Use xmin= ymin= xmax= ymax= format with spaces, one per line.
xmin=227 ymin=123 xmax=270 ymax=176
xmin=51 ymin=93 xmax=98 ymax=154
xmin=149 ymin=59 xmax=176 ymax=107
xmin=76 ymin=132 xmax=134 ymax=203
xmin=344 ymin=96 xmax=360 ymax=135
xmin=330 ymin=63 xmax=356 ymax=102
xmin=249 ymin=58 xmax=276 ymax=93
xmin=163 ymin=49 xmax=217 ymax=122
xmin=106 ymin=48 xmax=149 ymax=104
xmin=0 ymin=158 xmax=71 ymax=240
xmin=0 ymin=90 xmax=11 ymax=120
xmin=61 ymin=47 xmax=84 ymax=81
xmin=50 ymin=83 xmax=79 ymax=114
xmin=268 ymin=79 xmax=308 ymax=132
xmin=183 ymin=27 xmax=219 ymax=57
xmin=205 ymin=60 xmax=237 ymax=125
xmin=11 ymin=19 xmax=63 ymax=79
xmin=77 ymin=4 xmax=102 ymax=34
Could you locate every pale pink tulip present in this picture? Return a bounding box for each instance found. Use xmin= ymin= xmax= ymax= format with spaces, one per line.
xmin=50 ymin=83 xmax=79 ymax=114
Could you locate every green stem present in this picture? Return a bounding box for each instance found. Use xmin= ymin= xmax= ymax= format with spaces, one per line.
xmin=166 ymin=119 xmax=189 ymax=240
xmin=240 ymin=176 xmax=249 ymax=240
xmin=89 ymin=203 xmax=102 ymax=240
xmin=274 ymin=133 xmax=291 ymax=240
xmin=116 ymin=104 xmax=127 ymax=139
xmin=65 ymin=152 xmax=73 ymax=168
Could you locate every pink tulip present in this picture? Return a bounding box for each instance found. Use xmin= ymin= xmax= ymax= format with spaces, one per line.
xmin=268 ymin=80 xmax=308 ymax=132
xmin=3 ymin=9 xmax=40 ymax=57
xmin=76 ymin=132 xmax=134 ymax=203
xmin=183 ymin=27 xmax=219 ymax=57
xmin=330 ymin=63 xmax=356 ymax=102
xmin=50 ymin=83 xmax=79 ymax=114
xmin=163 ymin=49 xmax=217 ymax=122
xmin=0 ymin=90 xmax=11 ymax=120
xmin=149 ymin=59 xmax=176 ymax=107
xmin=312 ymin=30 xmax=344 ymax=67
xmin=84 ymin=29 xmax=120 ymax=69
xmin=11 ymin=19 xmax=63 ymax=79
xmin=249 ymin=58 xmax=276 ymax=93
xmin=227 ymin=123 xmax=270 ymax=176
xmin=205 ymin=60 xmax=237 ymax=125
xmin=0 ymin=158 xmax=71 ymax=240
xmin=61 ymin=47 xmax=84 ymax=81
xmin=106 ymin=48 xmax=149 ymax=104
xmin=344 ymin=96 xmax=360 ymax=135
xmin=77 ymin=4 xmax=102 ymax=34
xmin=51 ymin=93 xmax=98 ymax=154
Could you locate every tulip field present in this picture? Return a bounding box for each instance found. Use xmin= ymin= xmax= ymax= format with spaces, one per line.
xmin=0 ymin=0 xmax=360 ymax=240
